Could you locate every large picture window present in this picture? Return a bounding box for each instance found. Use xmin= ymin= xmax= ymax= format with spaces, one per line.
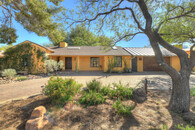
xmin=114 ymin=56 xmax=122 ymax=67
xmin=90 ymin=57 xmax=99 ymax=67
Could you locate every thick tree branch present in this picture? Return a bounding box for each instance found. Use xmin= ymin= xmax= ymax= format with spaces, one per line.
xmin=138 ymin=0 xmax=153 ymax=31
xmin=154 ymin=31 xmax=188 ymax=57
xmin=149 ymin=33 xmax=180 ymax=78
xmin=153 ymin=31 xmax=192 ymax=75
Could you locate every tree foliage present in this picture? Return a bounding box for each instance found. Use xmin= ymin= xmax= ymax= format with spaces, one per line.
xmin=159 ymin=3 xmax=195 ymax=44
xmin=64 ymin=25 xmax=113 ymax=46
xmin=0 ymin=0 xmax=65 ymax=44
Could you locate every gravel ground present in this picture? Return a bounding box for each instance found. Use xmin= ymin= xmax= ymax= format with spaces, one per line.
xmin=0 ymin=71 xmax=195 ymax=105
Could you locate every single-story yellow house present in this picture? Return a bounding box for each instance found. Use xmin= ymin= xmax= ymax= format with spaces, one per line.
xmin=0 ymin=40 xmax=194 ymax=73
xmin=48 ymin=42 xmax=131 ymax=72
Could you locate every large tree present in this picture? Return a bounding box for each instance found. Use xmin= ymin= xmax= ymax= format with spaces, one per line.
xmin=64 ymin=25 xmax=113 ymax=46
xmin=62 ymin=0 xmax=195 ymax=113
xmin=0 ymin=0 xmax=65 ymax=44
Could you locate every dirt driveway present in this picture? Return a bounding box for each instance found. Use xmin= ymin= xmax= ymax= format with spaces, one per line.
xmin=0 ymin=71 xmax=195 ymax=104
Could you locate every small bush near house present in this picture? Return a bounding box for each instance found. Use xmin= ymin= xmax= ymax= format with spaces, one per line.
xmin=109 ymin=81 xmax=134 ymax=100
xmin=100 ymin=84 xmax=111 ymax=96
xmin=191 ymin=87 xmax=195 ymax=97
xmin=79 ymin=91 xmax=106 ymax=106
xmin=16 ymin=76 xmax=28 ymax=81
xmin=86 ymin=79 xmax=102 ymax=92
xmin=112 ymin=100 xmax=134 ymax=116
xmin=44 ymin=60 xmax=64 ymax=73
xmin=43 ymin=77 xmax=82 ymax=105
xmin=2 ymin=69 xmax=17 ymax=80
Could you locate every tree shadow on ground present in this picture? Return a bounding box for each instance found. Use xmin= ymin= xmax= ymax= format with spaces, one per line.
xmin=46 ymin=103 xmax=140 ymax=130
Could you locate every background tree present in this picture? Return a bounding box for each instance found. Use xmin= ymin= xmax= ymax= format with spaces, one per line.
xmin=64 ymin=25 xmax=113 ymax=46
xmin=0 ymin=44 xmax=13 ymax=51
xmin=0 ymin=0 xmax=65 ymax=44
xmin=62 ymin=0 xmax=195 ymax=113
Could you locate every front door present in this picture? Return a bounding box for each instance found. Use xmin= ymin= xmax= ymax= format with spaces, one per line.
xmin=65 ymin=57 xmax=72 ymax=70
xmin=132 ymin=57 xmax=137 ymax=72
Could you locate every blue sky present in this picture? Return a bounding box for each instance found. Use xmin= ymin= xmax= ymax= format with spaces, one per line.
xmin=1 ymin=0 xmax=150 ymax=47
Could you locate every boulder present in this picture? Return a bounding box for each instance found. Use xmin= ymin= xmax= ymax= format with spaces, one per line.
xmin=26 ymin=106 xmax=48 ymax=130
xmin=25 ymin=117 xmax=48 ymax=130
xmin=30 ymin=106 xmax=47 ymax=118
xmin=132 ymin=88 xmax=147 ymax=103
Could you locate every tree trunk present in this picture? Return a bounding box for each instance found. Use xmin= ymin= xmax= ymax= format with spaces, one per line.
xmin=169 ymin=75 xmax=191 ymax=113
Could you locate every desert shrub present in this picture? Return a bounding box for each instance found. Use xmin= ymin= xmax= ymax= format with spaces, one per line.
xmin=100 ymin=84 xmax=111 ymax=96
xmin=109 ymin=81 xmax=134 ymax=100
xmin=44 ymin=60 xmax=64 ymax=73
xmin=112 ymin=100 xmax=134 ymax=115
xmin=58 ymin=60 xmax=64 ymax=71
xmin=177 ymin=124 xmax=195 ymax=130
xmin=86 ymin=79 xmax=102 ymax=92
xmin=191 ymin=87 xmax=195 ymax=97
xmin=107 ymin=57 xmax=117 ymax=73
xmin=79 ymin=90 xmax=106 ymax=106
xmin=16 ymin=76 xmax=28 ymax=81
xmin=43 ymin=77 xmax=82 ymax=105
xmin=2 ymin=69 xmax=17 ymax=79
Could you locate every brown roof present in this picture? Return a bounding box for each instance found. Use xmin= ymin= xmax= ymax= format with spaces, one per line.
xmin=124 ymin=47 xmax=176 ymax=57
xmin=49 ymin=46 xmax=130 ymax=56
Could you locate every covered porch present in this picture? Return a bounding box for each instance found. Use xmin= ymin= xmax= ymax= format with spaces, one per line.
xmin=49 ymin=55 xmax=132 ymax=73
xmin=49 ymin=55 xmax=105 ymax=72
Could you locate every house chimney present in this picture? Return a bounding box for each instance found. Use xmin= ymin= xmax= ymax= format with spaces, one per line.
xmin=60 ymin=42 xmax=68 ymax=47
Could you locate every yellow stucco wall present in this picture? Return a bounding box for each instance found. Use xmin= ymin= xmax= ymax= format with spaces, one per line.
xmin=137 ymin=56 xmax=143 ymax=72
xmin=170 ymin=56 xmax=181 ymax=72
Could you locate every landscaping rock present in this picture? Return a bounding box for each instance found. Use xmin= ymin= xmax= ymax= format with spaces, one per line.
xmin=30 ymin=106 xmax=47 ymax=118
xmin=25 ymin=117 xmax=48 ymax=130
xmin=132 ymin=88 xmax=147 ymax=103
xmin=26 ymin=106 xmax=48 ymax=130
xmin=182 ymin=112 xmax=195 ymax=123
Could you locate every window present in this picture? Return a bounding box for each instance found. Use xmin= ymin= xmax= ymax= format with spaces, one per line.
xmin=90 ymin=57 xmax=99 ymax=67
xmin=114 ymin=56 xmax=122 ymax=67
xmin=23 ymin=55 xmax=31 ymax=67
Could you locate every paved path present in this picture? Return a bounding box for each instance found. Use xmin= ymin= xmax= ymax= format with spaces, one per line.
xmin=0 ymin=72 xmax=195 ymax=104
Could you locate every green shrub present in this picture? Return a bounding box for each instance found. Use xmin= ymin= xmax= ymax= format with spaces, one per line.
xmin=100 ymin=84 xmax=111 ymax=96
xmin=2 ymin=69 xmax=17 ymax=79
xmin=86 ymin=79 xmax=102 ymax=92
xmin=177 ymin=124 xmax=195 ymax=130
xmin=16 ymin=76 xmax=28 ymax=81
xmin=79 ymin=90 xmax=106 ymax=106
xmin=109 ymin=81 xmax=134 ymax=100
xmin=43 ymin=77 xmax=82 ymax=105
xmin=191 ymin=87 xmax=195 ymax=97
xmin=112 ymin=100 xmax=134 ymax=115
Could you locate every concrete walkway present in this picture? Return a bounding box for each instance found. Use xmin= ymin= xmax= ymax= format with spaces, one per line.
xmin=0 ymin=71 xmax=195 ymax=104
